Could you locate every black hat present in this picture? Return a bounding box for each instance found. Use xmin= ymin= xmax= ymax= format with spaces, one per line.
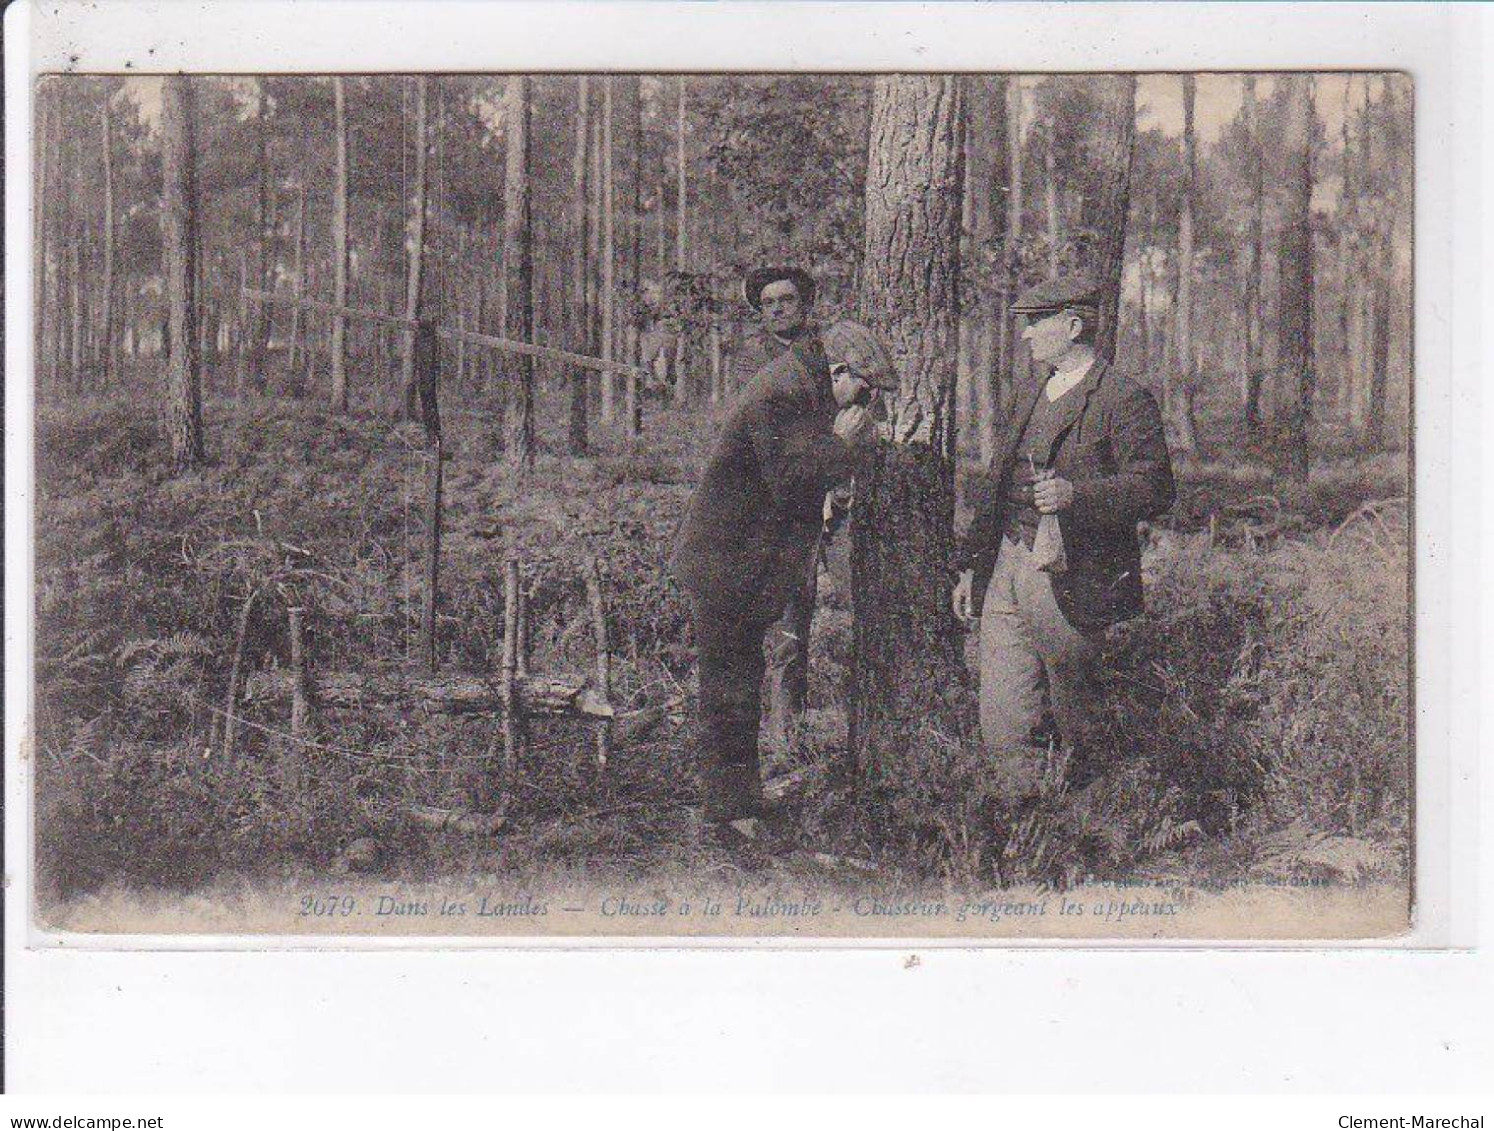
xmin=743 ymin=266 xmax=816 ymax=312
xmin=1010 ymin=276 xmax=1103 ymax=316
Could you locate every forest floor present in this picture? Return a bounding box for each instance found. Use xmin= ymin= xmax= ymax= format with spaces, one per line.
xmin=31 ymin=378 xmax=1412 ymax=924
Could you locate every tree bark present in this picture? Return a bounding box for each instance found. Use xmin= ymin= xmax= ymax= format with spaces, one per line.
xmin=1365 ymin=77 xmax=1397 ymax=450
xmin=99 ymin=93 xmax=118 ymax=387
xmin=503 ymin=75 xmax=536 ymax=471
xmin=288 ymin=183 xmax=309 ymax=391
xmin=330 ymin=75 xmax=350 ymax=412
xmin=600 ymin=76 xmax=617 ymax=424
xmin=161 ymin=75 xmax=205 ymax=471
xmin=401 ymin=76 xmax=432 ymax=419
xmin=998 ymin=77 xmax=1025 ymax=437
xmin=1043 ymin=120 xmax=1060 ymax=275
xmin=240 ymin=77 xmax=273 ymax=397
xmin=1277 ymin=74 xmax=1316 ymax=483
xmin=850 ymin=75 xmax=966 ymax=778
xmin=35 ymin=81 xmax=53 ymax=398
xmin=569 ymin=76 xmax=593 ymax=456
xmin=1171 ymin=75 xmax=1200 ymax=454
xmin=1085 ymin=74 xmax=1136 ymax=366
xmin=675 ymin=77 xmax=688 ymax=272
xmin=625 ymin=76 xmax=645 ymax=436
xmin=1242 ymin=74 xmax=1266 ymax=431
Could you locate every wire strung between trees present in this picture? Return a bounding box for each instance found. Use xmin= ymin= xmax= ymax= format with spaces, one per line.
xmin=240 ymin=287 xmax=650 ymax=380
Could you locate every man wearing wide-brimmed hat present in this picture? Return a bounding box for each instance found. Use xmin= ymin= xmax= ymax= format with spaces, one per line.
xmin=952 ymin=276 xmax=1175 ymax=802
xmin=671 ymin=301 xmax=894 ymax=844
xmin=736 ymin=267 xmax=826 ymax=754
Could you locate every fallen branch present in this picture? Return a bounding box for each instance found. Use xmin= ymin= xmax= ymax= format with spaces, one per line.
xmin=405 ymin=803 xmax=506 ymax=836
xmin=244 ymin=666 xmax=614 ymax=720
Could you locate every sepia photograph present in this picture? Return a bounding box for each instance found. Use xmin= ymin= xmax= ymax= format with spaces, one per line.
xmin=26 ymin=67 xmax=1414 ymax=940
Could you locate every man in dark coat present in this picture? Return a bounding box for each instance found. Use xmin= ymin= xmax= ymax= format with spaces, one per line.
xmin=952 ymin=277 xmax=1175 ymax=800
xmin=734 ymin=268 xmax=824 ymax=752
xmin=672 ymin=284 xmax=888 ymax=836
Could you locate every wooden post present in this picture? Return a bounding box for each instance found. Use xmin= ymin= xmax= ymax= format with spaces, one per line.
xmin=516 ymin=574 xmax=531 ymax=679
xmin=222 ymin=587 xmax=260 ymax=765
xmin=586 ymin=558 xmax=612 ymax=770
xmin=500 ymin=559 xmax=522 ymax=785
xmin=286 ymin=605 xmax=310 ymax=796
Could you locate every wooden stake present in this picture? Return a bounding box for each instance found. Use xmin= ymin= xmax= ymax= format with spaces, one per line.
xmin=585 ymin=557 xmax=613 ymax=770
xmin=500 ymin=558 xmax=522 ymax=785
xmin=221 ymin=587 xmax=260 ymax=764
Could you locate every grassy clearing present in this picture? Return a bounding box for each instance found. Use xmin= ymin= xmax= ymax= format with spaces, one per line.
xmin=33 ymin=390 xmax=1410 ymax=905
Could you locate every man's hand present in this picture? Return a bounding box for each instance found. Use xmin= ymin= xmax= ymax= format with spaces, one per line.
xmin=833 ymin=402 xmax=876 ymax=448
xmin=952 ymin=569 xmax=977 ymax=626
xmin=1032 ymin=474 xmax=1075 ymax=514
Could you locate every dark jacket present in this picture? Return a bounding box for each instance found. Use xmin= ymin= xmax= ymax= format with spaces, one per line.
xmin=957 ymin=358 xmax=1175 ymax=631
xmin=671 ymin=336 xmax=853 ymax=624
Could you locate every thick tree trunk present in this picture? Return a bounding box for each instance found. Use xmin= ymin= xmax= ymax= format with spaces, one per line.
xmin=1171 ymin=75 xmax=1200 ymax=455
xmin=1365 ymin=77 xmax=1398 ymax=451
xmin=625 ymin=76 xmax=645 ymax=436
xmin=1043 ymin=122 xmax=1060 ymax=275
xmin=503 ymin=75 xmax=536 ymax=471
xmin=979 ymin=74 xmax=1009 ymax=465
xmin=1277 ymin=74 xmax=1316 ymax=483
xmin=1335 ymin=75 xmax=1358 ymax=424
xmin=850 ymin=75 xmax=966 ymax=778
xmin=161 ymin=75 xmax=205 ymax=471
xmin=1084 ymin=74 xmax=1136 ymax=365
xmin=960 ymin=75 xmax=998 ymax=461
xmin=330 ymin=75 xmax=350 ymax=412
xmin=99 ymin=95 xmax=118 ymax=386
xmin=1242 ymin=74 xmax=1266 ymax=431
xmin=675 ymin=77 xmax=688 ymax=272
xmin=401 ymin=76 xmax=432 ymax=418
xmin=998 ymin=78 xmax=1025 ymax=437
xmin=35 ymin=81 xmax=53 ymax=398
xmin=569 ymin=76 xmax=593 ymax=456
xmin=600 ymin=76 xmax=617 ymax=424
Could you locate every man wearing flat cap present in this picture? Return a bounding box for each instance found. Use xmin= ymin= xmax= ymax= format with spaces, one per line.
xmin=952 ymin=277 xmax=1175 ymax=800
xmin=671 ymin=305 xmax=894 ymax=840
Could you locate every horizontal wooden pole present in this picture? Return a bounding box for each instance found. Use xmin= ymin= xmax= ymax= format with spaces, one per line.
xmin=241 ymin=287 xmax=648 ymax=379
xmin=244 ymin=667 xmax=614 ymax=720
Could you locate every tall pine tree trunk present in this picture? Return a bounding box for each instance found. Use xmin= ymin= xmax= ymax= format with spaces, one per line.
xmin=288 ymin=183 xmax=308 ymax=391
xmin=1171 ymin=75 xmax=1200 ymax=454
xmin=240 ymin=77 xmax=273 ymax=397
xmin=161 ymin=75 xmax=205 ymax=471
xmin=1086 ymin=74 xmax=1136 ymax=365
xmin=330 ymin=75 xmax=350 ymax=412
xmin=625 ymin=76 xmax=644 ymax=436
xmin=35 ymin=81 xmax=53 ymax=399
xmin=1043 ymin=121 xmax=1060 ymax=275
xmin=503 ymin=75 xmax=536 ymax=471
xmin=1277 ymin=74 xmax=1316 ymax=483
xmin=99 ymin=94 xmax=118 ymax=387
xmin=1335 ymin=75 xmax=1359 ymax=424
xmin=1242 ymin=74 xmax=1266 ymax=431
xmin=401 ymin=76 xmax=432 ymax=418
xmin=600 ymin=76 xmax=617 ymax=424
xmin=1365 ymin=77 xmax=1397 ymax=451
xmin=998 ymin=77 xmax=1025 ymax=439
xmin=978 ymin=74 xmax=1009 ymax=465
xmin=568 ymin=76 xmax=592 ymax=456
xmin=674 ymin=77 xmax=687 ymax=271
xmin=850 ymin=75 xmax=965 ymax=777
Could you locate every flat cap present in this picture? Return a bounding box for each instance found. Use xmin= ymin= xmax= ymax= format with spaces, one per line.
xmin=1010 ymin=276 xmax=1103 ymax=315
xmin=822 ymin=320 xmax=898 ymax=390
xmin=743 ymin=266 xmax=816 ymax=312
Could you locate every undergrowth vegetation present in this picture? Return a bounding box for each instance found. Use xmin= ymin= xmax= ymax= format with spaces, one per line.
xmin=33 ymin=392 xmax=1410 ymax=904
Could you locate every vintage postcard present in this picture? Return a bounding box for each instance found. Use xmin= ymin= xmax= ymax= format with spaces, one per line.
xmin=21 ymin=63 xmax=1415 ymax=942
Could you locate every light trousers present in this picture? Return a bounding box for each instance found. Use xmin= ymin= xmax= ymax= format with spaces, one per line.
xmin=978 ymin=535 xmax=1100 ymax=766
